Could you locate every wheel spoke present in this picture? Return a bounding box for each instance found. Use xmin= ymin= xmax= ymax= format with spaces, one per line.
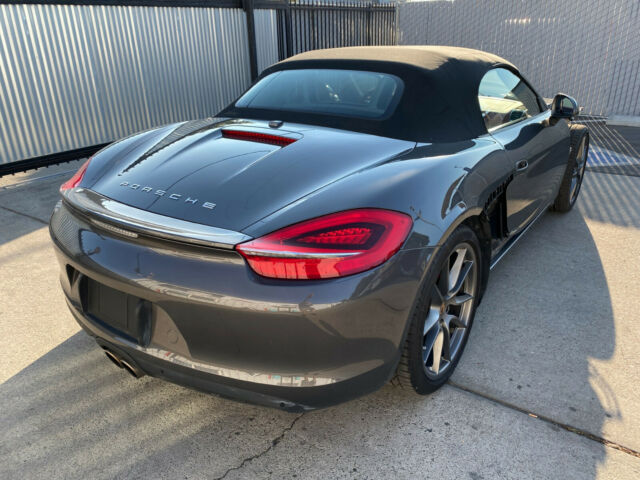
xmin=430 ymin=327 xmax=444 ymax=374
xmin=573 ymin=162 xmax=584 ymax=178
xmin=423 ymin=307 xmax=440 ymax=336
xmin=448 ymin=248 xmax=467 ymax=291
xmin=448 ymin=260 xmax=473 ymax=297
xmin=446 ymin=313 xmax=467 ymax=329
xmin=572 ymin=139 xmax=587 ymax=189
xmin=441 ymin=323 xmax=451 ymax=361
xmin=576 ymin=139 xmax=585 ymax=166
xmin=573 ymin=139 xmax=586 ymax=177
xmin=579 ymin=150 xmax=587 ymax=178
xmin=448 ymin=293 xmax=474 ymax=306
xmin=431 ymin=283 xmax=444 ymax=305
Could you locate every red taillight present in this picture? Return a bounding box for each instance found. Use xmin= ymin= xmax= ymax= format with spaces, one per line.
xmin=221 ymin=129 xmax=297 ymax=147
xmin=60 ymin=159 xmax=91 ymax=191
xmin=236 ymin=209 xmax=413 ymax=280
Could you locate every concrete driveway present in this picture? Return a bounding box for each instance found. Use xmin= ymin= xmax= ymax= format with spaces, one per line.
xmin=1 ymin=159 xmax=639 ymax=479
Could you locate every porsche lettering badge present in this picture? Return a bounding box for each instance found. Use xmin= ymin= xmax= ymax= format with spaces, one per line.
xmin=119 ymin=182 xmax=216 ymax=209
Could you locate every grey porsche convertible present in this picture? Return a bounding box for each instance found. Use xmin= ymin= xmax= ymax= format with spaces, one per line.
xmin=50 ymin=46 xmax=589 ymax=410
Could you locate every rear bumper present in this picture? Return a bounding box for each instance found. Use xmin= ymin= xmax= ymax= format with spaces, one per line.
xmin=50 ymin=201 xmax=432 ymax=409
xmin=67 ymin=299 xmax=396 ymax=411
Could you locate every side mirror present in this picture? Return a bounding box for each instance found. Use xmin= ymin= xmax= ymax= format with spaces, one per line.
xmin=551 ymin=93 xmax=579 ymax=119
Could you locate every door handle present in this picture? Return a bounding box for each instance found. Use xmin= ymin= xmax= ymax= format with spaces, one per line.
xmin=516 ymin=160 xmax=529 ymax=172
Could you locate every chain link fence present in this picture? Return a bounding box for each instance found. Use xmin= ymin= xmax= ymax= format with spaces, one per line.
xmin=398 ymin=0 xmax=640 ymax=117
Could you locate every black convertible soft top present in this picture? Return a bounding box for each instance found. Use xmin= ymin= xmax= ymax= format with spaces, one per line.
xmin=220 ymin=46 xmax=525 ymax=143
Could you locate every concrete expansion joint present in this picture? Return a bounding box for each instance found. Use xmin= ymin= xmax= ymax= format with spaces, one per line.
xmin=447 ymin=381 xmax=640 ymax=459
xmin=0 ymin=204 xmax=48 ymax=225
xmin=214 ymin=413 xmax=305 ymax=480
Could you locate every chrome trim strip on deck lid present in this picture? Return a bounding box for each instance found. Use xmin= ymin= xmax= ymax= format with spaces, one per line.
xmin=62 ymin=188 xmax=252 ymax=249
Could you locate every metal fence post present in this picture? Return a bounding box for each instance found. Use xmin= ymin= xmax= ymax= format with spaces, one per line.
xmin=243 ymin=0 xmax=259 ymax=81
xmin=283 ymin=2 xmax=294 ymax=58
xmin=367 ymin=2 xmax=372 ymax=45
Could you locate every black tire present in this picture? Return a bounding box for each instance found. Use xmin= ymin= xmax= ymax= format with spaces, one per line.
xmin=393 ymin=225 xmax=482 ymax=394
xmin=552 ymin=124 xmax=589 ymax=213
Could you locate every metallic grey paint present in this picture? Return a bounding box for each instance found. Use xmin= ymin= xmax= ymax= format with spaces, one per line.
xmin=51 ymin=199 xmax=431 ymax=409
xmin=50 ymin=57 xmax=578 ymax=409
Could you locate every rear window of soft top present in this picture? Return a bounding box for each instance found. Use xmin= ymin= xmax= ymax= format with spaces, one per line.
xmin=235 ymin=69 xmax=404 ymax=120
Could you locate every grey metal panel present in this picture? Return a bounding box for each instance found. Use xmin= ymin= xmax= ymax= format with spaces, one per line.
xmin=397 ymin=0 xmax=640 ymax=117
xmin=0 ymin=4 xmax=252 ymax=165
xmin=254 ymin=9 xmax=280 ymax=74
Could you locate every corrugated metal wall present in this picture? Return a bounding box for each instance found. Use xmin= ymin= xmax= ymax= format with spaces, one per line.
xmin=254 ymin=9 xmax=281 ymax=74
xmin=4 ymin=1 xmax=637 ymax=166
xmin=0 ymin=4 xmax=252 ymax=165
xmin=398 ymin=0 xmax=640 ymax=117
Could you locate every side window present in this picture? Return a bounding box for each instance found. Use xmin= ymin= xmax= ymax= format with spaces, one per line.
xmin=478 ymin=68 xmax=541 ymax=131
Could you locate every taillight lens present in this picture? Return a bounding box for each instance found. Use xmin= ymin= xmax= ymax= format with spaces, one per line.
xmin=60 ymin=158 xmax=91 ymax=191
xmin=236 ymin=209 xmax=412 ymax=280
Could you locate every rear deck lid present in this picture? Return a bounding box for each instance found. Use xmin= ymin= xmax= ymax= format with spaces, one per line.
xmin=87 ymin=119 xmax=415 ymax=232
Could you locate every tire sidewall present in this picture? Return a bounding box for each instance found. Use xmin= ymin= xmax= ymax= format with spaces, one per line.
xmin=570 ymin=133 xmax=589 ymax=206
xmin=553 ymin=126 xmax=589 ymax=212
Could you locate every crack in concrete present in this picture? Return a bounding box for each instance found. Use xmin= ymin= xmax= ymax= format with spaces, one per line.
xmin=214 ymin=413 xmax=304 ymax=480
xmin=447 ymin=381 xmax=640 ymax=459
xmin=0 ymin=205 xmax=48 ymax=225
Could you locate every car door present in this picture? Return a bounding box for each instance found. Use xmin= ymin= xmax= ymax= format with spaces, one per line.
xmin=478 ymin=68 xmax=569 ymax=234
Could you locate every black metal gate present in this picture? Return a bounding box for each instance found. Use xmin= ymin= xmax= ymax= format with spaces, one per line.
xmin=286 ymin=1 xmax=396 ymax=56
xmin=251 ymin=0 xmax=397 ymax=79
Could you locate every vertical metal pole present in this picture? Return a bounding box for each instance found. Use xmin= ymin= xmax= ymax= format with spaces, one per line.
xmin=393 ymin=4 xmax=398 ymax=45
xmin=284 ymin=1 xmax=293 ymax=58
xmin=243 ymin=0 xmax=259 ymax=81
xmin=310 ymin=3 xmax=316 ymax=50
xmin=366 ymin=2 xmax=372 ymax=45
xmin=276 ymin=9 xmax=284 ymax=61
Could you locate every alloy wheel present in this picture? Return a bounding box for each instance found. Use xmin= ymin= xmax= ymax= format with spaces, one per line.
xmin=422 ymin=243 xmax=478 ymax=379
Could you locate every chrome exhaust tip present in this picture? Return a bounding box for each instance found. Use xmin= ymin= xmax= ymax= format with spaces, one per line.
xmin=101 ymin=346 xmax=145 ymax=378
xmin=120 ymin=359 xmax=145 ymax=378
xmin=103 ymin=349 xmax=123 ymax=368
